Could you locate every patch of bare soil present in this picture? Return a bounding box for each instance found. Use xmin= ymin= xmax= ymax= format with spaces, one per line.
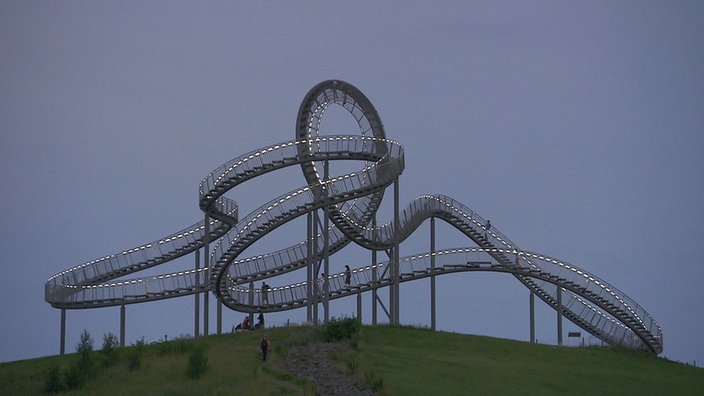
xmin=275 ymin=342 xmax=372 ymax=396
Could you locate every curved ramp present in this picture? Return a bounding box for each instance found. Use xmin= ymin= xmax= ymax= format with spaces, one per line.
xmin=45 ymin=80 xmax=663 ymax=354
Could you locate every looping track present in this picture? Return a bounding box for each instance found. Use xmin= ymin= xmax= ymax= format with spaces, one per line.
xmin=45 ymin=80 xmax=663 ymax=354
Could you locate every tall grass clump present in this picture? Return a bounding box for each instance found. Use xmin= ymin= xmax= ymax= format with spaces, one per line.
xmin=362 ymin=369 xmax=384 ymax=392
xmin=155 ymin=334 xmax=195 ymax=355
xmin=186 ymin=343 xmax=209 ymax=379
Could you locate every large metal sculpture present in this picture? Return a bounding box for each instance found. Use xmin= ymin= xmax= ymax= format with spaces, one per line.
xmin=46 ymin=80 xmax=663 ymax=354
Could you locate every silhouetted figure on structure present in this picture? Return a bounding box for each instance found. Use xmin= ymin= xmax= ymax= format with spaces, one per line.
xmin=261 ymin=282 xmax=270 ymax=305
xmin=344 ymin=265 xmax=351 ymax=288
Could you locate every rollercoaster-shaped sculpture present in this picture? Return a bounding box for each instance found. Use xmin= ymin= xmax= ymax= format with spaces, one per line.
xmin=46 ymin=80 xmax=663 ymax=354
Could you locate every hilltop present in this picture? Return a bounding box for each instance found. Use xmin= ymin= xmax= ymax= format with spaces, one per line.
xmin=1 ymin=323 xmax=702 ymax=395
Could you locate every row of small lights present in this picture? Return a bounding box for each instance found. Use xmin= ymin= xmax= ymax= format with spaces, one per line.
xmin=217 ymin=146 xmax=402 ymax=280
xmin=225 ymin=264 xmax=377 ymax=295
xmin=47 ymin=219 xmax=220 ymax=284
xmin=60 ymin=267 xmax=208 ymax=290
xmin=518 ymin=250 xmax=646 ymax=327
xmin=208 ymin=134 xmax=394 ymax=193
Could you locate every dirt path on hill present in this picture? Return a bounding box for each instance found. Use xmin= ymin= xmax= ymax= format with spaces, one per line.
xmin=275 ymin=342 xmax=373 ymax=396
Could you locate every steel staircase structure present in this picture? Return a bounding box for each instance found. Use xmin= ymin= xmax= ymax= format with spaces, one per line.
xmin=45 ymin=80 xmax=663 ymax=354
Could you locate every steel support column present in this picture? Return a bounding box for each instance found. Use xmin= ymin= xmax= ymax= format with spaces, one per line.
xmin=120 ymin=304 xmax=126 ymax=347
xmin=430 ymin=217 xmax=436 ymax=331
xmin=357 ymin=292 xmax=362 ymax=323
xmin=392 ymin=177 xmax=400 ymax=325
xmin=217 ymin=300 xmax=222 ymax=335
xmin=306 ymin=211 xmax=313 ymax=323
xmin=60 ymin=308 xmax=66 ymax=355
xmin=195 ymin=249 xmax=200 ymax=337
xmin=557 ymin=286 xmax=563 ymax=346
xmin=371 ymin=254 xmax=377 ymax=325
xmin=203 ymin=213 xmax=210 ymax=337
xmin=389 ymin=247 xmax=394 ymax=324
xmin=372 ymin=219 xmax=378 ymax=325
xmin=322 ymin=160 xmax=330 ymax=323
xmin=248 ymin=280 xmax=254 ymax=327
xmin=529 ymin=291 xmax=535 ymax=343
xmin=312 ymin=209 xmax=319 ymax=324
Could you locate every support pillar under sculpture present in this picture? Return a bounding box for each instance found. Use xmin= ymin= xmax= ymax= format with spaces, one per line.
xmin=371 ymin=218 xmax=378 ymax=325
xmin=392 ymin=177 xmax=400 ymax=325
xmin=203 ymin=213 xmax=210 ymax=337
xmin=357 ymin=292 xmax=363 ymax=323
xmin=530 ymin=290 xmax=535 ymax=343
xmin=60 ymin=308 xmax=66 ymax=355
xmin=430 ymin=217 xmax=436 ymax=331
xmin=195 ymin=249 xmax=200 ymax=337
xmin=217 ymin=300 xmax=222 ymax=335
xmin=120 ymin=304 xmax=126 ymax=347
xmin=322 ymin=160 xmax=330 ymax=323
xmin=557 ymin=286 xmax=563 ymax=346
xmin=306 ymin=211 xmax=313 ymax=323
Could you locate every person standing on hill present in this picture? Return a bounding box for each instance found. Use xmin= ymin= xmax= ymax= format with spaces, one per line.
xmin=260 ymin=336 xmax=270 ymax=362
xmin=257 ymin=310 xmax=265 ymax=329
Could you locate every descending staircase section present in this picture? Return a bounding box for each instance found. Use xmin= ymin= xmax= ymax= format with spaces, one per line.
xmin=44 ymin=198 xmax=237 ymax=308
xmin=45 ymin=79 xmax=662 ymax=355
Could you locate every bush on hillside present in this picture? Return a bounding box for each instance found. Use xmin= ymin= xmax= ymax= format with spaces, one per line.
xmin=127 ymin=338 xmax=145 ymax=372
xmin=62 ymin=328 xmax=96 ymax=390
xmin=321 ymin=316 xmax=361 ymax=344
xmin=43 ymin=365 xmax=64 ymax=393
xmin=100 ymin=332 xmax=120 ymax=367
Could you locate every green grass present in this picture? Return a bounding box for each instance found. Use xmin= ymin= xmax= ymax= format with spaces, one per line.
xmin=356 ymin=326 xmax=704 ymax=395
xmin=1 ymin=325 xmax=702 ymax=395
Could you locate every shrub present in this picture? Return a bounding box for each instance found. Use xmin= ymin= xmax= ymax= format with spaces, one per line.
xmin=321 ymin=316 xmax=361 ymax=343
xmin=76 ymin=329 xmax=94 ymax=354
xmin=127 ymin=338 xmax=145 ymax=372
xmin=64 ymin=328 xmax=96 ymax=390
xmin=63 ymin=363 xmax=83 ymax=390
xmin=43 ymin=365 xmax=64 ymax=393
xmin=186 ymin=344 xmax=209 ymax=379
xmin=100 ymin=332 xmax=120 ymax=367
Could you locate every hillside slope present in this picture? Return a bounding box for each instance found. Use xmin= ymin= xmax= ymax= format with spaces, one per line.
xmin=1 ymin=325 xmax=702 ymax=395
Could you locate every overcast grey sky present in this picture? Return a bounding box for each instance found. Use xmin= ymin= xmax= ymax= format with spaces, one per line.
xmin=2 ymin=1 xmax=702 ymax=366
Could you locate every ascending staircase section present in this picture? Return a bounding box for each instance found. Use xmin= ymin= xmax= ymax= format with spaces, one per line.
xmin=45 ymin=79 xmax=662 ymax=355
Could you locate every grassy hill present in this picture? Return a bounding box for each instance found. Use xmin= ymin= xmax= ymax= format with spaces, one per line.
xmin=1 ymin=324 xmax=702 ymax=395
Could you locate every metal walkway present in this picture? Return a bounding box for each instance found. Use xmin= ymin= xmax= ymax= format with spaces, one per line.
xmin=45 ymin=80 xmax=663 ymax=354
